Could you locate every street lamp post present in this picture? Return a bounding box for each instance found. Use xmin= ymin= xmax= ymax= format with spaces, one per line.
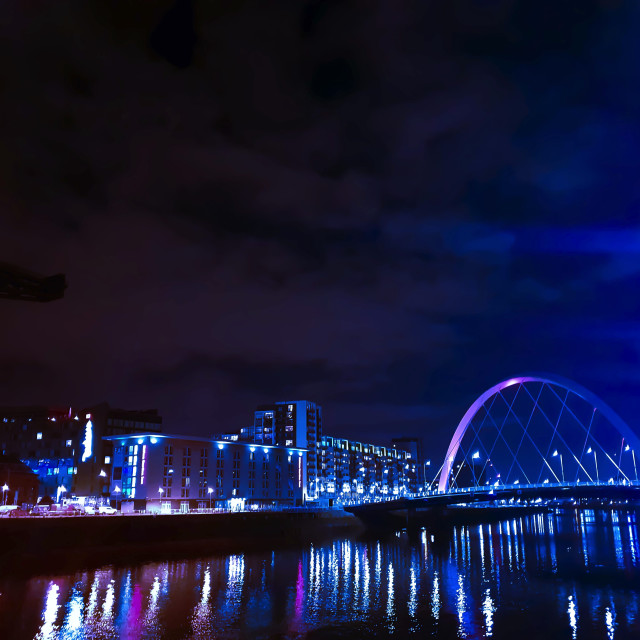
xmin=114 ymin=485 xmax=121 ymax=511
xmin=207 ymin=486 xmax=213 ymax=510
xmin=552 ymin=450 xmax=565 ymax=483
xmin=423 ymin=460 xmax=431 ymax=494
xmin=587 ymin=447 xmax=599 ymax=483
xmin=471 ymin=451 xmax=481 ymax=488
xmin=1 ymin=483 xmax=8 ymax=506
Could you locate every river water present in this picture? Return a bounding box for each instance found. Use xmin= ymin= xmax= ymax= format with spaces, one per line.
xmin=1 ymin=509 xmax=639 ymax=639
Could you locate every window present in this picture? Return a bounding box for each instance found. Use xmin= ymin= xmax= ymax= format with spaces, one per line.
xmin=36 ymin=433 xmax=42 ymax=440
xmin=66 ymin=440 xmax=72 ymax=447
xmin=104 ymin=456 xmax=111 ymax=464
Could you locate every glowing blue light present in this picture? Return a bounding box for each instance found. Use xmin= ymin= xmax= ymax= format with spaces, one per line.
xmin=249 ymin=446 xmax=255 ymax=453
xmin=263 ymin=448 xmax=269 ymax=454
xmin=217 ymin=443 xmax=224 ymax=450
xmin=150 ymin=437 xmax=158 ymax=444
xmin=137 ymin=438 xmax=144 ymax=445
xmin=81 ymin=420 xmax=93 ymax=462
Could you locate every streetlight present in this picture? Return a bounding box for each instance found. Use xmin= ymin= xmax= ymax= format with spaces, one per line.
xmin=207 ymin=486 xmax=213 ymax=510
xmin=625 ymin=444 xmax=638 ymax=483
xmin=552 ymin=450 xmax=565 ymax=483
xmin=587 ymin=447 xmax=599 ymax=483
xmin=114 ymin=485 xmax=121 ymax=511
xmin=1 ymin=483 xmax=8 ymax=506
xmin=99 ymin=470 xmax=107 ymax=478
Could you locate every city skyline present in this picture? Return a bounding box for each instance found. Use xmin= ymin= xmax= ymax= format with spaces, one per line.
xmin=3 ymin=1 xmax=640 ymax=460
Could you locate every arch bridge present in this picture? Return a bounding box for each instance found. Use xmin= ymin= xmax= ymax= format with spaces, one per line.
xmin=349 ymin=374 xmax=640 ymax=515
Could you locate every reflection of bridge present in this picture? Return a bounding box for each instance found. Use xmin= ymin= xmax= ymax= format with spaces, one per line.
xmin=348 ymin=374 xmax=640 ymax=519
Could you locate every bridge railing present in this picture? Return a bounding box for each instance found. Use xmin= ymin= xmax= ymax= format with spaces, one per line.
xmin=412 ymin=479 xmax=640 ymax=498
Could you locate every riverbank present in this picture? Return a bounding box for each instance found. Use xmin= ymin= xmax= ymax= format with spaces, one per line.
xmin=0 ymin=509 xmax=362 ymax=576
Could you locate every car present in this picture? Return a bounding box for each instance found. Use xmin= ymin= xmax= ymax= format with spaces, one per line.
xmin=98 ymin=505 xmax=117 ymax=515
xmin=83 ymin=506 xmax=96 ymax=514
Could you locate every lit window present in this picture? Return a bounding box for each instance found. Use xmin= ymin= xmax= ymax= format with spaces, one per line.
xmin=66 ymin=440 xmax=72 ymax=447
xmin=104 ymin=456 xmax=111 ymax=464
xmin=36 ymin=432 xmax=42 ymax=440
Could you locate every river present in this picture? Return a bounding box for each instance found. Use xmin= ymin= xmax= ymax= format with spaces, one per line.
xmin=1 ymin=508 xmax=639 ymax=639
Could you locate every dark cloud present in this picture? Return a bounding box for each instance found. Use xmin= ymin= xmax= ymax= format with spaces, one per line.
xmin=1 ymin=0 xmax=639 ymax=458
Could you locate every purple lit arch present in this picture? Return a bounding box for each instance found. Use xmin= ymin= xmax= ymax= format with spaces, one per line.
xmin=437 ymin=374 xmax=640 ymax=493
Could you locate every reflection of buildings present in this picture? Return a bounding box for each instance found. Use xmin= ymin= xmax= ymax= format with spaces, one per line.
xmin=318 ymin=436 xmax=417 ymax=502
xmin=105 ymin=433 xmax=307 ymax=511
xmin=0 ymin=404 xmax=162 ymax=499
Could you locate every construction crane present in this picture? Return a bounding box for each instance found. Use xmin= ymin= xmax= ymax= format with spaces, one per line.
xmin=0 ymin=262 xmax=66 ymax=302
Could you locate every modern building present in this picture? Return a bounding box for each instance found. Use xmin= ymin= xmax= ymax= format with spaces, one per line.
xmin=0 ymin=404 xmax=162 ymax=500
xmin=317 ymin=436 xmax=418 ymax=503
xmin=104 ymin=433 xmax=307 ymax=512
xmin=391 ymin=436 xmax=429 ymax=488
xmin=253 ymin=401 xmax=322 ymax=499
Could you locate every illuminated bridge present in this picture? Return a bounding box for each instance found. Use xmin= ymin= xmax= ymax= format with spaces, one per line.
xmin=347 ymin=374 xmax=640 ymax=518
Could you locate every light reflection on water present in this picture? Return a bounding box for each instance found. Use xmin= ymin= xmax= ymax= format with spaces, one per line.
xmin=1 ymin=509 xmax=640 ymax=639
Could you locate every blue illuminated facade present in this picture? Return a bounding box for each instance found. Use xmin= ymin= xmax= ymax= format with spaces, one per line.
xmin=0 ymin=404 xmax=162 ymax=500
xmin=105 ymin=433 xmax=307 ymax=511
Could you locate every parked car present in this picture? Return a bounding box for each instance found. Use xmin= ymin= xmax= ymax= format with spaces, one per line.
xmin=98 ymin=505 xmax=117 ymax=515
xmin=0 ymin=505 xmax=18 ymax=517
xmin=83 ymin=506 xmax=97 ymax=514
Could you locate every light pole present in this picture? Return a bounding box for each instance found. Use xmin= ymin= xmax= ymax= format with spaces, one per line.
xmin=587 ymin=447 xmax=599 ymax=483
xmin=1 ymin=483 xmax=8 ymax=506
xmin=207 ymin=486 xmax=213 ymax=510
xmin=471 ymin=451 xmax=481 ymax=488
xmin=552 ymin=450 xmax=564 ymax=483
xmin=114 ymin=485 xmax=121 ymax=511
xmin=423 ymin=460 xmax=431 ymax=493
xmin=625 ymin=444 xmax=638 ymax=483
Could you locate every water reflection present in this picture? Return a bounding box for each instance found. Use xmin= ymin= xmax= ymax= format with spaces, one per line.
xmin=35 ymin=582 xmax=59 ymax=640
xmin=2 ymin=509 xmax=640 ymax=639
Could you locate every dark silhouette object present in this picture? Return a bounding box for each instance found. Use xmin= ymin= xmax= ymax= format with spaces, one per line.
xmin=150 ymin=0 xmax=197 ymax=68
xmin=0 ymin=455 xmax=39 ymax=505
xmin=0 ymin=262 xmax=66 ymax=302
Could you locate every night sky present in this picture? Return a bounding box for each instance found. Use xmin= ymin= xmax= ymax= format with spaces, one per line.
xmin=2 ymin=1 xmax=640 ymax=457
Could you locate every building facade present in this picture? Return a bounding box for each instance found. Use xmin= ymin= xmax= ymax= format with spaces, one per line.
xmin=105 ymin=433 xmax=307 ymax=512
xmin=0 ymin=404 xmax=162 ymax=500
xmin=253 ymin=401 xmax=322 ymax=499
xmin=391 ymin=436 xmax=429 ymax=488
xmin=317 ymin=436 xmax=417 ymax=503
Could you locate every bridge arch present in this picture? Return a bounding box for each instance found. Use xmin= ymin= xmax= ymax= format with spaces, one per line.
xmin=438 ymin=374 xmax=640 ymax=493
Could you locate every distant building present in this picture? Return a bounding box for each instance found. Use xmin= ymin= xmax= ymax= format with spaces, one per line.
xmin=318 ymin=436 xmax=417 ymax=502
xmin=104 ymin=433 xmax=307 ymax=511
xmin=219 ymin=400 xmax=323 ymax=500
xmin=0 ymin=454 xmax=39 ymax=506
xmin=0 ymin=404 xmax=162 ymax=500
xmin=391 ymin=437 xmax=428 ymax=487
